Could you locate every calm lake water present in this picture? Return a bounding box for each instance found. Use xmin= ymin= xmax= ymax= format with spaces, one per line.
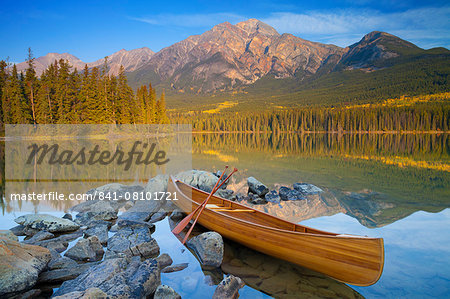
xmin=1 ymin=133 xmax=449 ymax=298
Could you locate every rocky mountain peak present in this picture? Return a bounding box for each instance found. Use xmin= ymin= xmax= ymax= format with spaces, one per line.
xmin=236 ymin=19 xmax=279 ymax=37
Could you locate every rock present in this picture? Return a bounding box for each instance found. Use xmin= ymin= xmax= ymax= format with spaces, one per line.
xmin=169 ymin=211 xmax=184 ymax=221
xmin=119 ymin=200 xmax=162 ymax=222
xmin=278 ymin=186 xmax=291 ymax=201
xmin=213 ymin=275 xmax=245 ymax=299
xmin=248 ymin=193 xmax=266 ymax=204
xmin=116 ymin=218 xmax=155 ymax=232
xmin=232 ymin=194 xmax=245 ymax=202
xmin=286 ymin=189 xmax=304 ymax=201
xmin=9 ymin=289 xmax=42 ymax=299
xmin=15 ymin=214 xmax=80 ymax=233
xmin=53 ymin=287 xmax=108 ymax=299
xmin=54 ymin=257 xmax=160 ymax=298
xmin=38 ymin=263 xmax=94 ymax=283
xmin=161 ymin=263 xmax=189 ymax=273
xmin=148 ymin=211 xmax=167 ymax=223
xmin=247 ymin=177 xmax=269 ymax=197
xmin=0 ymin=237 xmax=51 ymax=296
xmin=187 ymin=231 xmax=223 ymax=268
xmin=176 ymin=170 xmax=219 ymax=192
xmin=107 ymin=226 xmax=160 ymax=258
xmin=145 ymin=174 xmax=169 ymax=193
xmin=156 ymin=253 xmax=173 ymax=269
xmin=84 ymin=223 xmax=109 ymax=245
xmin=264 ymin=190 xmax=281 ymax=203
xmin=48 ymin=256 xmax=78 ymax=270
xmin=216 ymin=188 xmax=234 ymax=199
xmin=154 ymin=285 xmax=181 ymax=299
xmin=65 ymin=236 xmax=104 ymax=262
xmin=10 ymin=225 xmax=26 ymax=236
xmin=62 ymin=213 xmax=73 ymax=221
xmin=32 ymin=230 xmax=84 ymax=253
xmin=0 ymin=230 xmax=18 ymax=241
xmin=23 ymin=231 xmax=54 ymax=244
xmin=293 ymin=183 xmax=323 ymax=194
xmin=74 ymin=201 xmax=118 ymax=222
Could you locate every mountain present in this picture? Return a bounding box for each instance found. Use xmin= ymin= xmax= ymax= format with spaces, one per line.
xmin=337 ymin=31 xmax=423 ymax=70
xmin=16 ymin=47 xmax=154 ymax=76
xmin=129 ymin=19 xmax=345 ymax=92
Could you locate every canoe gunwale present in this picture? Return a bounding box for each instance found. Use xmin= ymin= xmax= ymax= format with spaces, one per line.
xmin=170 ymin=176 xmax=380 ymax=240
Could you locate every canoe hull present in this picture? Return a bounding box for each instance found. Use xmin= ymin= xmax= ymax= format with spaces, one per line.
xmin=168 ymin=177 xmax=384 ymax=286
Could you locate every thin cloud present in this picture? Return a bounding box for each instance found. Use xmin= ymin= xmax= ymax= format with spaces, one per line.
xmin=261 ymin=7 xmax=450 ymax=48
xmin=130 ymin=13 xmax=247 ymax=28
xmin=130 ymin=7 xmax=450 ymax=49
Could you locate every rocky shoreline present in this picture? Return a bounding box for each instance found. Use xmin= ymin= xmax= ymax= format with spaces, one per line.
xmin=0 ymin=170 xmax=326 ymax=298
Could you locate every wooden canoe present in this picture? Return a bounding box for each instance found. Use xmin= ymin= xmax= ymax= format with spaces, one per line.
xmin=168 ymin=177 xmax=384 ymax=286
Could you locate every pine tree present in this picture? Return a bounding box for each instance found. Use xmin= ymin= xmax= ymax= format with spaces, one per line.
xmin=116 ymin=65 xmax=133 ymax=124
xmin=3 ymin=65 xmax=31 ymax=124
xmin=155 ymin=91 xmax=169 ymax=124
xmin=24 ymin=48 xmax=37 ymax=124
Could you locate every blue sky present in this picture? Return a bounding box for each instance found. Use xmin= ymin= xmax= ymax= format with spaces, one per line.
xmin=1 ymin=0 xmax=449 ymax=63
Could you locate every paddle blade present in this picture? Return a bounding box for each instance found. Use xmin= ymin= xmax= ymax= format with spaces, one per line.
xmin=171 ymin=211 xmax=196 ymax=234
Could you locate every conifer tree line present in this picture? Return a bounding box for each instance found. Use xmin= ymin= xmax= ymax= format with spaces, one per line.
xmin=0 ymin=49 xmax=169 ymax=126
xmin=171 ymin=101 xmax=450 ymax=133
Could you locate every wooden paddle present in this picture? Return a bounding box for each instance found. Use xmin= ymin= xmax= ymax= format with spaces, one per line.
xmin=181 ymin=167 xmax=238 ymax=244
xmin=171 ymin=166 xmax=228 ymax=235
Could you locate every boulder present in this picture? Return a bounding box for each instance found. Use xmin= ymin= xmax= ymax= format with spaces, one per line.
xmin=212 ymin=275 xmax=245 ymax=299
xmin=247 ymin=177 xmax=269 ymax=197
xmin=48 ymin=256 xmax=78 ymax=270
xmin=119 ymin=200 xmax=162 ymax=222
xmin=0 ymin=237 xmax=51 ymax=296
xmin=62 ymin=213 xmax=73 ymax=221
xmin=247 ymin=193 xmax=266 ymax=204
xmin=148 ymin=211 xmax=167 ymax=223
xmin=278 ymin=186 xmax=291 ymax=201
xmin=107 ymin=226 xmax=160 ymax=258
xmin=38 ymin=263 xmax=95 ymax=283
xmin=145 ymin=174 xmax=169 ymax=193
xmin=0 ymin=230 xmax=18 ymax=241
xmin=23 ymin=231 xmax=54 ymax=244
xmin=293 ymin=183 xmax=323 ymax=194
xmin=74 ymin=201 xmax=118 ymax=222
xmin=54 ymin=257 xmax=161 ymax=298
xmin=84 ymin=223 xmax=109 ymax=245
xmin=154 ymin=285 xmax=181 ymax=299
xmin=85 ymin=183 xmax=144 ymax=203
xmin=156 ymin=253 xmax=173 ymax=269
xmin=216 ymin=188 xmax=234 ymax=199
xmin=15 ymin=214 xmax=80 ymax=233
xmin=161 ymin=263 xmax=189 ymax=273
xmin=65 ymin=236 xmax=104 ymax=262
xmin=32 ymin=230 xmax=84 ymax=253
xmin=264 ymin=190 xmax=281 ymax=203
xmin=115 ymin=218 xmax=155 ymax=232
xmin=53 ymin=287 xmax=107 ymax=299
xmin=176 ymin=170 xmax=219 ymax=192
xmin=286 ymin=189 xmax=304 ymax=201
xmin=10 ymin=225 xmax=26 ymax=236
xmin=187 ymin=232 xmax=223 ymax=268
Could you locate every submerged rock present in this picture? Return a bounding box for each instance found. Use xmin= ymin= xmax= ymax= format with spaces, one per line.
xmin=54 ymin=257 xmax=161 ymax=298
xmin=187 ymin=231 xmax=223 ymax=268
xmin=161 ymin=263 xmax=189 ymax=273
xmin=65 ymin=236 xmax=104 ymax=262
xmin=15 ymin=214 xmax=80 ymax=233
xmin=293 ymin=182 xmax=323 ymax=194
xmin=0 ymin=237 xmax=51 ymax=296
xmin=247 ymin=177 xmax=269 ymax=197
xmin=154 ymin=285 xmax=181 ymax=299
xmin=286 ymin=189 xmax=304 ymax=201
xmin=212 ymin=275 xmax=245 ymax=299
